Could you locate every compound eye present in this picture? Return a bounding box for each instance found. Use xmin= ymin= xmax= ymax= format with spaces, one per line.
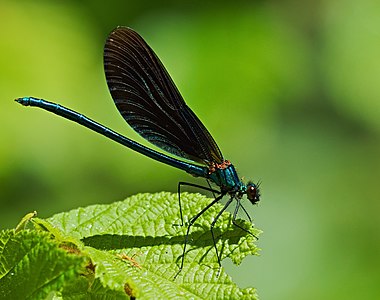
xmin=247 ymin=184 xmax=259 ymax=204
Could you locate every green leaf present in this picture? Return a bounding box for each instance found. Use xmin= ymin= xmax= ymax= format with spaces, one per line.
xmin=2 ymin=192 xmax=260 ymax=299
xmin=0 ymin=230 xmax=86 ymax=299
xmin=48 ymin=192 xmax=260 ymax=299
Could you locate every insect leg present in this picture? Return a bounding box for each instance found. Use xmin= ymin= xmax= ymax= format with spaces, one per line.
xmin=177 ymin=181 xmax=221 ymax=226
xmin=232 ymin=199 xmax=258 ymax=240
xmin=175 ymin=192 xmax=225 ymax=278
xmin=209 ymin=196 xmax=234 ymax=267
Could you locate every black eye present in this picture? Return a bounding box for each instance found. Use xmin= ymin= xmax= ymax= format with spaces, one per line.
xmin=247 ymin=184 xmax=260 ymax=204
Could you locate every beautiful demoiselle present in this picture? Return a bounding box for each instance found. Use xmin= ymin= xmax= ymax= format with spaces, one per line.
xmin=16 ymin=27 xmax=260 ymax=275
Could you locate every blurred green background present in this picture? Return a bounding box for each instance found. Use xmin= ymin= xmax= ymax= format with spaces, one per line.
xmin=1 ymin=0 xmax=379 ymax=299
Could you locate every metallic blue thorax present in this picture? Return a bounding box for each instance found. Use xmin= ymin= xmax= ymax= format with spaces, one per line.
xmin=208 ymin=164 xmax=244 ymax=193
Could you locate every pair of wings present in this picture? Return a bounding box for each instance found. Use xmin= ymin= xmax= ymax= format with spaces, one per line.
xmin=103 ymin=27 xmax=223 ymax=165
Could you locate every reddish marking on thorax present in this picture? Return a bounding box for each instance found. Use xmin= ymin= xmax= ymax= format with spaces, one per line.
xmin=208 ymin=160 xmax=231 ymax=174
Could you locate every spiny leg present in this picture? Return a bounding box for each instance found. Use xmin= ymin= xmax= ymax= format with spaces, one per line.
xmin=209 ymin=196 xmax=235 ymax=268
xmin=232 ymin=199 xmax=258 ymax=240
xmin=239 ymin=202 xmax=252 ymax=224
xmin=175 ymin=193 xmax=225 ymax=278
xmin=177 ymin=181 xmax=221 ymax=226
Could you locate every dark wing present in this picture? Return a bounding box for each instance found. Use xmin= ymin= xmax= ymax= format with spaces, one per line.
xmin=103 ymin=27 xmax=223 ymax=165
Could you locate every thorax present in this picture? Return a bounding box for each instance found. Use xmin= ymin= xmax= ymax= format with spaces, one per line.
xmin=208 ymin=160 xmax=242 ymax=192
